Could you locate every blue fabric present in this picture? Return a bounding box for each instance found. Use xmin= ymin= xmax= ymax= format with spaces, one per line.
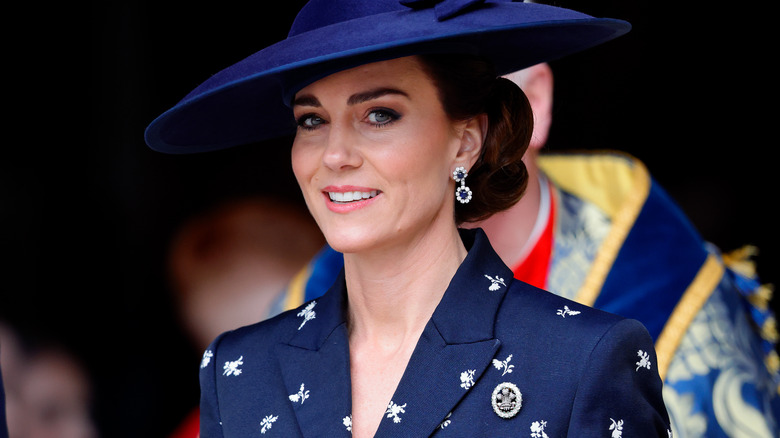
xmin=199 ymin=229 xmax=670 ymax=437
xmin=303 ymin=245 xmax=343 ymax=304
xmin=595 ymin=179 xmax=707 ymax=341
xmin=0 ymin=362 xmax=8 ymax=438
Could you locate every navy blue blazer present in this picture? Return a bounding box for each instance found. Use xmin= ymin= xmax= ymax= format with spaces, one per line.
xmin=199 ymin=229 xmax=670 ymax=437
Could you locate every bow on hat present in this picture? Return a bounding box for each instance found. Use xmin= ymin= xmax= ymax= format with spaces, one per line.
xmin=400 ymin=0 xmax=487 ymax=21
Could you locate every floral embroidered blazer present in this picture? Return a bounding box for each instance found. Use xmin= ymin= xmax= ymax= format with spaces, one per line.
xmin=198 ymin=229 xmax=671 ymax=437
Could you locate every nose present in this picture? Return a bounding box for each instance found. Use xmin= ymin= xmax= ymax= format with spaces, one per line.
xmin=321 ymin=121 xmax=362 ymax=171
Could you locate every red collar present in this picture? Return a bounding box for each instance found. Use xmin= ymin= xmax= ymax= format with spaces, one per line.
xmin=511 ymin=181 xmax=555 ymax=289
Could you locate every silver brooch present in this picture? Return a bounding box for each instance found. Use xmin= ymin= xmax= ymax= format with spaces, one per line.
xmin=491 ymin=382 xmax=522 ymax=419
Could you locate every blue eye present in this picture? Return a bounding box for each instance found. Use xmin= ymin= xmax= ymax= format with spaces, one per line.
xmin=297 ymin=114 xmax=325 ymax=130
xmin=367 ymin=109 xmax=400 ymax=126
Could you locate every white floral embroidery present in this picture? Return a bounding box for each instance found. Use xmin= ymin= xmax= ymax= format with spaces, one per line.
xmin=200 ymin=350 xmax=213 ymax=368
xmin=386 ymin=401 xmax=406 ymax=423
xmin=492 ymin=354 xmax=515 ymax=376
xmin=636 ymin=350 xmax=651 ymax=371
xmin=223 ymin=356 xmax=244 ymax=377
xmin=530 ymin=420 xmax=549 ymax=438
xmin=439 ymin=412 xmax=452 ymax=429
xmin=260 ymin=415 xmax=278 ymax=434
xmin=343 ymin=415 xmax=352 ymax=432
xmin=556 ymin=305 xmax=581 ymax=318
xmin=297 ymin=301 xmax=317 ymax=330
xmin=609 ymin=418 xmax=624 ymax=438
xmin=460 ymin=369 xmax=476 ymax=389
xmin=484 ymin=274 xmax=507 ymax=291
xmin=288 ymin=383 xmax=310 ymax=404
xmin=667 ymin=429 xmax=672 ymax=438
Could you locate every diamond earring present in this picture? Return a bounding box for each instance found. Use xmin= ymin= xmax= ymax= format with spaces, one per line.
xmin=452 ymin=166 xmax=472 ymax=204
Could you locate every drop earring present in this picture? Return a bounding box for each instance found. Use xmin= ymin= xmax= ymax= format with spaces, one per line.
xmin=452 ymin=166 xmax=472 ymax=204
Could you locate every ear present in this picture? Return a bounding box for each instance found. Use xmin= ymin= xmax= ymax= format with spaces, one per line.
xmin=504 ymin=63 xmax=553 ymax=151
xmin=455 ymin=113 xmax=488 ymax=170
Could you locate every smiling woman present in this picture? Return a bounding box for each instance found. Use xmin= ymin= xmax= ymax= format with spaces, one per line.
xmin=290 ymin=56 xmax=484 ymax=258
xmin=144 ymin=1 xmax=671 ymax=437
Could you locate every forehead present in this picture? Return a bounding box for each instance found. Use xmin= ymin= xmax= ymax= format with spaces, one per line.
xmin=294 ymin=56 xmax=436 ymax=102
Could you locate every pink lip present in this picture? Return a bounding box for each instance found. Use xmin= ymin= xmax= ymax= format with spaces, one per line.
xmin=322 ymin=185 xmax=381 ymax=213
xmin=323 ymin=185 xmax=376 ymax=193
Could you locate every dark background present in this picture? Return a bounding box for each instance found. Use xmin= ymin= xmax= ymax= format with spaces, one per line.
xmin=3 ymin=1 xmax=775 ymax=437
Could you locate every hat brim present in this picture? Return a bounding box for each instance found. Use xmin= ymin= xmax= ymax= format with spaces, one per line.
xmin=145 ymin=2 xmax=630 ymax=153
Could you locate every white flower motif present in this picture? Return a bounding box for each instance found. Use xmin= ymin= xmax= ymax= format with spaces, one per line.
xmin=484 ymin=274 xmax=507 ymax=291
xmin=556 ymin=305 xmax=581 ymax=318
xmin=439 ymin=412 xmax=452 ymax=429
xmin=460 ymin=369 xmax=476 ymax=389
xmin=223 ymin=355 xmax=244 ymax=377
xmin=636 ymin=350 xmax=651 ymax=371
xmin=288 ymin=383 xmax=310 ymax=404
xmin=200 ymin=350 xmax=213 ymax=369
xmin=297 ymin=301 xmax=317 ymax=330
xmin=260 ymin=415 xmax=278 ymax=434
xmin=386 ymin=401 xmax=406 ymax=423
xmin=342 ymin=415 xmax=352 ymax=432
xmin=530 ymin=420 xmax=549 ymax=438
xmin=667 ymin=429 xmax=673 ymax=438
xmin=609 ymin=418 xmax=624 ymax=438
xmin=492 ymin=354 xmax=515 ymax=376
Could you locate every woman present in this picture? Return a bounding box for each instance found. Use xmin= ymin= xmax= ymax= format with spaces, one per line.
xmin=145 ymin=1 xmax=670 ymax=436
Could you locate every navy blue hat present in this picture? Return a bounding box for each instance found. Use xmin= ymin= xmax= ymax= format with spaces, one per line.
xmin=144 ymin=0 xmax=630 ymax=154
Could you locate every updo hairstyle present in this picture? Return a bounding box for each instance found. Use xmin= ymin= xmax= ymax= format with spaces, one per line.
xmin=418 ymin=54 xmax=533 ymax=225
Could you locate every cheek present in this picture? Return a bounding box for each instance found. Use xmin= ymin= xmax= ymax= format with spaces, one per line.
xmin=384 ymin=139 xmax=454 ymax=203
xmin=290 ymin=141 xmax=314 ymax=184
xmin=399 ymin=122 xmax=457 ymax=180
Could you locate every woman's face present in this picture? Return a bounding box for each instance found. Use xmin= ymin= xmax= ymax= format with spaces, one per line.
xmin=291 ymin=56 xmax=477 ymax=254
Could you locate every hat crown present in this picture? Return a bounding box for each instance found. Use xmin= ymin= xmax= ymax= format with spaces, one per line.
xmin=289 ymin=0 xmax=406 ymax=37
xmin=289 ymin=0 xmax=492 ymax=37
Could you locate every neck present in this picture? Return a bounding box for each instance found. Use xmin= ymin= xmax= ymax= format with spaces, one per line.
xmin=465 ymin=153 xmax=543 ymax=268
xmin=343 ymin=222 xmax=466 ymax=348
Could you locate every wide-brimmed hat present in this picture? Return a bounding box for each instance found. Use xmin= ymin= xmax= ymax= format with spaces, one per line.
xmin=144 ymin=0 xmax=630 ymax=154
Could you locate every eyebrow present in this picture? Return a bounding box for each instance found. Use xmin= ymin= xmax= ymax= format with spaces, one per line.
xmin=347 ymin=87 xmax=409 ymax=105
xmin=292 ymin=87 xmax=410 ymax=108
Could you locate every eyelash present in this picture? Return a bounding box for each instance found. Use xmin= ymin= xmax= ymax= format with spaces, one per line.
xmin=295 ymin=108 xmax=401 ymax=131
xmin=367 ymin=108 xmax=401 ymax=128
xmin=296 ymin=114 xmax=323 ymax=131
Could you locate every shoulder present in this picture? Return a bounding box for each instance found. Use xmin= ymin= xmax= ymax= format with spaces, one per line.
xmin=197 ymin=299 xmax=332 ymax=437
xmin=200 ymin=302 xmax=309 ymax=372
xmin=497 ymin=279 xmax=657 ymax=375
xmin=500 ymin=279 xmax=630 ymax=336
xmin=486 ymin=280 xmax=670 ymax=434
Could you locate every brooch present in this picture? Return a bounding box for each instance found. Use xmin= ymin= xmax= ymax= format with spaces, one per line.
xmin=491 ymin=382 xmax=522 ymax=419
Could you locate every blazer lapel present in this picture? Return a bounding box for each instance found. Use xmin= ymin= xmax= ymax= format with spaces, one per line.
xmin=373 ymin=323 xmax=501 ymax=437
xmin=276 ymin=273 xmax=353 ymax=437
xmin=375 ymin=229 xmax=513 ymax=437
xmin=276 ymin=229 xmax=513 ymax=437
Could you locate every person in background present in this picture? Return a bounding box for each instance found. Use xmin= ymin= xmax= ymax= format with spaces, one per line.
xmin=166 ymin=197 xmax=324 ymax=438
xmin=0 ymin=323 xmax=97 ymax=438
xmin=283 ymin=61 xmax=780 ymax=437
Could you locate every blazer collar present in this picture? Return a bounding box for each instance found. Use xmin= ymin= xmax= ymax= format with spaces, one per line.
xmin=432 ymin=228 xmax=514 ymax=343
xmin=278 ymin=228 xmax=513 ymax=436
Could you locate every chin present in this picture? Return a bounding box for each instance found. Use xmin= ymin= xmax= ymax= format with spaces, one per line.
xmin=324 ymin=236 xmax=372 ymax=255
xmin=322 ymin=227 xmax=383 ymax=255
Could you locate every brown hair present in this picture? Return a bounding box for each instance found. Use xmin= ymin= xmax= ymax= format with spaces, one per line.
xmin=418 ymin=54 xmax=532 ymax=224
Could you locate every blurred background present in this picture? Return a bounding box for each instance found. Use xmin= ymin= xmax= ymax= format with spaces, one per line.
xmin=2 ymin=1 xmax=775 ymax=437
